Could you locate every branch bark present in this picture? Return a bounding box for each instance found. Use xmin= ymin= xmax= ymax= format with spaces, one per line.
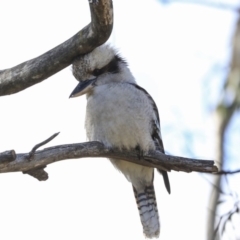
xmin=0 ymin=150 xmax=16 ymax=163
xmin=0 ymin=138 xmax=218 ymax=181
xmin=0 ymin=0 xmax=113 ymax=96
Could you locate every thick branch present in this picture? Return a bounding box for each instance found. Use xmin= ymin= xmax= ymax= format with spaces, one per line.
xmin=0 ymin=141 xmax=218 ymax=178
xmin=0 ymin=0 xmax=113 ymax=96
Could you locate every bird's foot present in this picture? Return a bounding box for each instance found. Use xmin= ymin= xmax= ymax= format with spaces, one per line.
xmin=135 ymin=145 xmax=144 ymax=160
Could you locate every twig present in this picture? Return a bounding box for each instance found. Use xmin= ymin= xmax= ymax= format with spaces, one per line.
xmin=216 ymin=169 xmax=240 ymax=175
xmin=23 ymin=132 xmax=59 ymax=181
xmin=201 ymin=174 xmax=228 ymax=196
xmin=161 ymin=0 xmax=240 ymax=12
xmin=29 ymin=132 xmax=60 ymax=160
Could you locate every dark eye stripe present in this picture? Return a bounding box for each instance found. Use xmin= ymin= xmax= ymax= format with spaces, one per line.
xmin=92 ymin=68 xmax=102 ymax=76
xmin=92 ymin=55 xmax=127 ymax=77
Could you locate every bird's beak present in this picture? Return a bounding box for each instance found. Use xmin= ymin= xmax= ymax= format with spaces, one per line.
xmin=69 ymin=78 xmax=97 ymax=98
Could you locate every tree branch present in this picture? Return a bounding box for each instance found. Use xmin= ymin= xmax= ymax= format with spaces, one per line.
xmin=0 ymin=0 xmax=113 ymax=96
xmin=216 ymin=169 xmax=240 ymax=175
xmin=23 ymin=166 xmax=48 ymax=181
xmin=0 ymin=150 xmax=16 ymax=163
xmin=0 ymin=135 xmax=218 ymax=181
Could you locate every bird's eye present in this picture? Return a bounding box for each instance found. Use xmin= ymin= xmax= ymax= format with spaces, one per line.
xmin=93 ymin=68 xmax=101 ymax=76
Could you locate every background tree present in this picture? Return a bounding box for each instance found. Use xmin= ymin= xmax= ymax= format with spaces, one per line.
xmin=159 ymin=0 xmax=240 ymax=239
xmin=208 ymin=11 xmax=240 ymax=240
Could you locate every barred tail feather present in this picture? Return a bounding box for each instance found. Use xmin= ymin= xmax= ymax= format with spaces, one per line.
xmin=133 ymin=185 xmax=160 ymax=238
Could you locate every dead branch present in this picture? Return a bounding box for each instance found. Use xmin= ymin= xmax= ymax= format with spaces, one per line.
xmin=0 ymin=150 xmax=16 ymax=163
xmin=0 ymin=133 xmax=218 ymax=181
xmin=0 ymin=0 xmax=113 ymax=96
xmin=23 ymin=166 xmax=48 ymax=181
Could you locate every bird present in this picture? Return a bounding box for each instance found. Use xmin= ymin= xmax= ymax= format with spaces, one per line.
xmin=69 ymin=44 xmax=170 ymax=239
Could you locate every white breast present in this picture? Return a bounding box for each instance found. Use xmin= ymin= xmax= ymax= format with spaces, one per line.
xmin=85 ymin=82 xmax=156 ymax=189
xmin=85 ymin=83 xmax=156 ymax=152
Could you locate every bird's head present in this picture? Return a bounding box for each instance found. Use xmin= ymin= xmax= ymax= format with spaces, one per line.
xmin=69 ymin=44 xmax=134 ymax=98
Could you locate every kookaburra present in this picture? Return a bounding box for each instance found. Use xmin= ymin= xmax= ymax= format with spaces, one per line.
xmin=70 ymin=45 xmax=170 ymax=239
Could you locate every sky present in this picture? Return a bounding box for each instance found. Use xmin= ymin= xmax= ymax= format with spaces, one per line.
xmin=0 ymin=0 xmax=239 ymax=239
